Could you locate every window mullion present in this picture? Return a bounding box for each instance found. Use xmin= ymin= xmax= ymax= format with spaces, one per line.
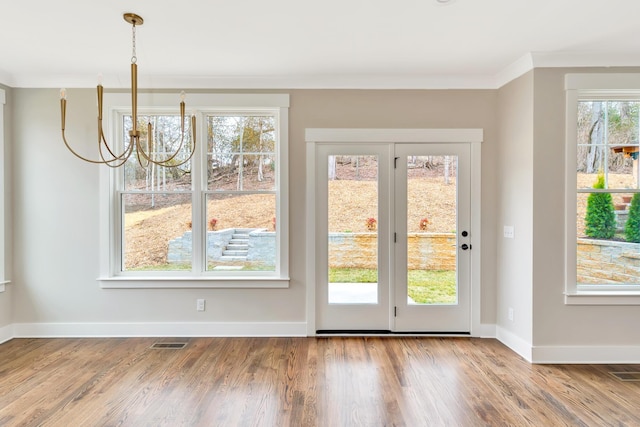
xmin=604 ymin=101 xmax=609 ymax=188
xmin=192 ymin=111 xmax=204 ymax=275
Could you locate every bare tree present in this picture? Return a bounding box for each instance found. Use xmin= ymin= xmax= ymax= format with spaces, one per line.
xmin=586 ymin=102 xmax=604 ymax=173
xmin=328 ymin=156 xmax=336 ymax=180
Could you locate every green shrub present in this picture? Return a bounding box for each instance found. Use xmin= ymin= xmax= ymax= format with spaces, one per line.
xmin=584 ymin=173 xmax=616 ymax=239
xmin=625 ymin=193 xmax=640 ymax=242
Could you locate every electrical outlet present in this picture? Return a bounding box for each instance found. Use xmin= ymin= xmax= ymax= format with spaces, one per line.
xmin=504 ymin=225 xmax=515 ymax=239
xmin=508 ymin=307 xmax=514 ymax=322
xmin=196 ymin=299 xmax=205 ymax=311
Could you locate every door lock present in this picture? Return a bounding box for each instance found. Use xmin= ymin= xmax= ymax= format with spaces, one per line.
xmin=461 ymin=243 xmax=470 ymax=250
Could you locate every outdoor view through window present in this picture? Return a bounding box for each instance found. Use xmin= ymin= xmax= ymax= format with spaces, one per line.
xmin=577 ymin=100 xmax=640 ymax=287
xmin=120 ymin=113 xmax=278 ymax=274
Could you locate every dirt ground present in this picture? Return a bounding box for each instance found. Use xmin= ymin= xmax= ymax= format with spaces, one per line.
xmin=124 ymin=161 xmax=458 ymax=269
xmin=124 ymin=170 xmax=638 ymax=269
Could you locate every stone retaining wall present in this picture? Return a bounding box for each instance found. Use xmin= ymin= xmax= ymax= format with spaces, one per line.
xmin=328 ymin=232 xmax=456 ymax=270
xmin=246 ymin=230 xmax=276 ymax=265
xmin=168 ymin=231 xmax=457 ymax=271
xmin=168 ymin=229 xmax=273 ymax=264
xmin=577 ymin=238 xmax=640 ymax=284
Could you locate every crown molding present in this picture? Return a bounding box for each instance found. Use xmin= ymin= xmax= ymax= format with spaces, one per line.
xmin=0 ymin=70 xmax=13 ymax=88
xmin=4 ymin=52 xmax=640 ymax=90
xmin=493 ymin=53 xmax=535 ymax=88
xmin=6 ymin=73 xmax=500 ymax=90
xmin=531 ymin=51 xmax=640 ymax=69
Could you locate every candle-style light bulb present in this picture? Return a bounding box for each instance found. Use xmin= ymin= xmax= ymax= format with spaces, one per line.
xmin=180 ymin=91 xmax=186 ymax=103
xmin=60 ymin=88 xmax=67 ymax=100
xmin=97 ymin=73 xmax=103 ymax=86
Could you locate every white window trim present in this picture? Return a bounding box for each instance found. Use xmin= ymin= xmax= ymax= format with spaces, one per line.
xmin=98 ymin=93 xmax=290 ymax=288
xmin=0 ymin=88 xmax=6 ymax=293
xmin=565 ymin=73 xmax=640 ymax=305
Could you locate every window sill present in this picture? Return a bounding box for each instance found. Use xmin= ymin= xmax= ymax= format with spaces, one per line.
xmin=0 ymin=280 xmax=10 ymax=293
xmin=564 ymin=291 xmax=640 ymax=305
xmin=98 ymin=276 xmax=290 ymax=289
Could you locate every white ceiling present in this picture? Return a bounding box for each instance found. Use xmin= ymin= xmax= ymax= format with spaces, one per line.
xmin=2 ymin=0 xmax=640 ymax=89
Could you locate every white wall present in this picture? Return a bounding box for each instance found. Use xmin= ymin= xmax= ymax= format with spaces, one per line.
xmin=531 ymin=68 xmax=640 ymax=361
xmin=5 ymin=76 xmax=640 ymax=361
xmin=9 ymin=88 xmax=499 ymax=336
xmin=495 ymin=72 xmax=534 ymax=357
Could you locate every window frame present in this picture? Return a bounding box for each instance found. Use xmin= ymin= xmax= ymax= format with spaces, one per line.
xmin=0 ymin=88 xmax=6 ymax=293
xmin=565 ymin=73 xmax=640 ymax=304
xmin=98 ymin=93 xmax=290 ymax=288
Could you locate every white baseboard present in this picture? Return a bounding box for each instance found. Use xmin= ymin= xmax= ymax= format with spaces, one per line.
xmin=532 ymin=345 xmax=640 ymax=364
xmin=6 ymin=322 xmax=639 ymax=363
xmin=496 ymin=326 xmax=533 ymax=362
xmin=0 ymin=324 xmax=13 ymax=344
xmin=473 ymin=323 xmax=497 ymax=338
xmin=11 ymin=321 xmax=308 ymax=338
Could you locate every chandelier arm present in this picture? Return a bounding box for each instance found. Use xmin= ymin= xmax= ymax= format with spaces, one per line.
xmin=135 ymin=137 xmax=150 ymax=169
xmin=135 ymin=111 xmax=193 ymax=167
xmin=102 ymin=151 xmax=131 ymax=169
xmin=61 ymin=129 xmax=129 ymax=165
xmin=97 ymin=123 xmax=132 ymax=161
xmin=61 ymin=96 xmax=124 ymax=165
xmin=148 ymin=107 xmax=196 ymax=166
xmin=99 ymin=133 xmax=134 ymax=168
xmin=152 ymin=115 xmax=197 ymax=167
xmin=148 ymin=104 xmax=188 ymax=164
xmin=151 ymin=132 xmax=186 ymax=164
xmin=135 ymin=133 xmax=153 ymax=163
xmin=144 ymin=119 xmax=196 ymax=168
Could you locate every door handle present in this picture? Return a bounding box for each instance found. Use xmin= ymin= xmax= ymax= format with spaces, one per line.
xmin=461 ymin=243 xmax=470 ymax=250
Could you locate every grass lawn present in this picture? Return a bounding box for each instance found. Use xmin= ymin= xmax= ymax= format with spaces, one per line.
xmin=329 ymin=268 xmax=456 ymax=304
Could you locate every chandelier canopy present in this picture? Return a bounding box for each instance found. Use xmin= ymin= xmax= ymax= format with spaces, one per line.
xmin=60 ymin=13 xmax=196 ymax=169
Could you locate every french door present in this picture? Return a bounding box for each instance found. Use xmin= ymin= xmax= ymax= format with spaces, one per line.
xmin=314 ymin=142 xmax=471 ymax=333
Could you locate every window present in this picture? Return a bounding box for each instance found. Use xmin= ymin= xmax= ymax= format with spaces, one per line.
xmin=566 ymin=74 xmax=640 ymax=304
xmin=99 ymin=94 xmax=289 ymax=288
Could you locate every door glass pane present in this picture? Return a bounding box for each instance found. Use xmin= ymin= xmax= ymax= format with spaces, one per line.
xmin=406 ymin=155 xmax=457 ymax=305
xmin=328 ymin=155 xmax=379 ymax=304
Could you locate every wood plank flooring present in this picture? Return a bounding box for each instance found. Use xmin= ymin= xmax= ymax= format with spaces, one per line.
xmin=1 ymin=337 xmax=639 ymax=426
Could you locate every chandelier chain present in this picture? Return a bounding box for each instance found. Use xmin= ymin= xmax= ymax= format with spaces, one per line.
xmin=131 ymin=24 xmax=137 ymax=64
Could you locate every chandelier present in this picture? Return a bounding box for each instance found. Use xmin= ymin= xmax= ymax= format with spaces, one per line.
xmin=59 ymin=13 xmax=196 ymax=169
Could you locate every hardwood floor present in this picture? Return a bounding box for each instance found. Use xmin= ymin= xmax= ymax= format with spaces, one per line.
xmin=1 ymin=337 xmax=639 ymax=426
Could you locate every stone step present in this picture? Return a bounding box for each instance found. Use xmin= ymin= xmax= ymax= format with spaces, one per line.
xmin=220 ymin=255 xmax=248 ymax=261
xmin=232 ymin=234 xmax=250 ymax=240
xmin=234 ymin=228 xmax=255 ymax=234
xmin=229 ymin=239 xmax=249 ymax=245
xmin=226 ymin=243 xmax=249 ymax=250
xmin=223 ymin=250 xmax=249 ymax=256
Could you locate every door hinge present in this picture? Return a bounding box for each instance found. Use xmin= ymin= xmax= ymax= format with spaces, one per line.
xmin=394 ymin=232 xmax=397 ymax=243
xmin=394 ymin=157 xmax=399 ymax=168
xmin=394 ymin=306 xmax=397 ymax=317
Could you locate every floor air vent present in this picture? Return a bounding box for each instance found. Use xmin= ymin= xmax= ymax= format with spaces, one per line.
xmin=150 ymin=342 xmax=187 ymax=349
xmin=610 ymin=372 xmax=640 ymax=381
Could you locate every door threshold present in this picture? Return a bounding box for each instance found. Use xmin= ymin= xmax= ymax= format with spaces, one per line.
xmin=316 ymin=330 xmax=471 ymax=336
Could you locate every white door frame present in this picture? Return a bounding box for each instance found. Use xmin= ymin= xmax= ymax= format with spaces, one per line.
xmin=305 ymin=128 xmax=483 ymax=336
